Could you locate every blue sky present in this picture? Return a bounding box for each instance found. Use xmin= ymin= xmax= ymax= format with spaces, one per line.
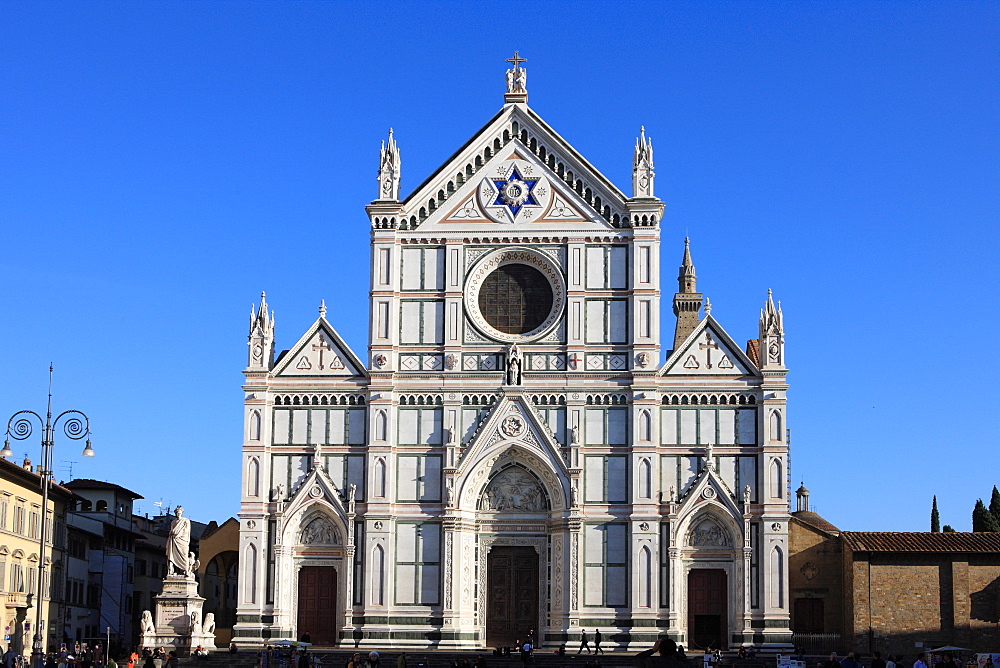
xmin=1 ymin=2 xmax=997 ymax=530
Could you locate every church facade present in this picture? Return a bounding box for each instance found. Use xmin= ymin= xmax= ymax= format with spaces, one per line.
xmin=235 ymin=59 xmax=793 ymax=651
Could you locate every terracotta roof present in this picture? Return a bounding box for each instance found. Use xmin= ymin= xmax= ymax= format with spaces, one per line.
xmin=792 ymin=511 xmax=840 ymax=534
xmin=64 ymin=478 xmax=144 ymax=499
xmin=0 ymin=456 xmax=76 ymax=500
xmin=745 ymin=339 xmax=760 ymax=366
xmin=841 ymin=531 xmax=1000 ymax=553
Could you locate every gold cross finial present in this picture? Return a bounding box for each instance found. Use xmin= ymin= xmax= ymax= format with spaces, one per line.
xmin=506 ymin=50 xmax=527 ymax=70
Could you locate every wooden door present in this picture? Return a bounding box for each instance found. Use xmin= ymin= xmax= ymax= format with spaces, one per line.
xmin=297 ymin=566 xmax=337 ymax=646
xmin=793 ymin=597 xmax=824 ymax=633
xmin=486 ymin=547 xmax=538 ymax=647
xmin=688 ymin=569 xmax=727 ymax=650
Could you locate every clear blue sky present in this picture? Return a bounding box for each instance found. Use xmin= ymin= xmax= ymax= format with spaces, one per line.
xmin=2 ymin=2 xmax=997 ymax=531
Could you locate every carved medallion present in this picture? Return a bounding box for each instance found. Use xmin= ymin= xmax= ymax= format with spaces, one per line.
xmin=501 ymin=415 xmax=525 ymax=438
xmin=702 ymin=486 xmax=717 ymax=500
xmin=477 ymin=160 xmax=553 ymax=224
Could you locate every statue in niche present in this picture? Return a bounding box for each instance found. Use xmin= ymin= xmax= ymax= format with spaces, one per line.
xmin=301 ymin=517 xmax=337 ymax=545
xmin=348 ymin=484 xmax=357 ymax=513
xmin=481 ymin=468 xmax=546 ymax=512
xmin=446 ymin=480 xmax=455 ymax=507
xmin=271 ymin=483 xmax=285 ymax=502
xmin=687 ymin=518 xmax=732 ymax=547
xmin=506 ymin=343 xmax=522 ymax=385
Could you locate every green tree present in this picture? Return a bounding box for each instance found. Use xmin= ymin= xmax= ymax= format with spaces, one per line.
xmin=972 ymin=499 xmax=1000 ymax=532
xmin=931 ymin=495 xmax=940 ymax=532
xmin=942 ymin=525 xmax=956 ymax=532
xmin=990 ymin=486 xmax=1000 ymax=525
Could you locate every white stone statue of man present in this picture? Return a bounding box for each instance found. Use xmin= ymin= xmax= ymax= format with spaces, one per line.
xmin=446 ymin=480 xmax=455 ymax=507
xmin=506 ymin=344 xmax=521 ymax=385
xmin=348 ymin=483 xmax=357 ymax=513
xmin=203 ymin=612 xmax=216 ymax=635
xmin=141 ymin=610 xmax=155 ymax=635
xmin=167 ymin=506 xmax=191 ymax=577
xmin=743 ymin=484 xmax=752 ymax=504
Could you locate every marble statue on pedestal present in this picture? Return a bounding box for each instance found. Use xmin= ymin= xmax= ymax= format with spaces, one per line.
xmin=167 ymin=506 xmax=191 ymax=577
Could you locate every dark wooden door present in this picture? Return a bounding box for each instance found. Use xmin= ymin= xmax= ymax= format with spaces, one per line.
xmin=298 ymin=566 xmax=337 ymax=646
xmin=688 ymin=569 xmax=727 ymax=650
xmin=793 ymin=597 xmax=824 ymax=633
xmin=487 ymin=547 xmax=538 ymax=647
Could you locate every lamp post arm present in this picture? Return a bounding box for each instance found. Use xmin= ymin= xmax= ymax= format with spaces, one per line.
xmin=5 ymin=410 xmax=44 ymax=443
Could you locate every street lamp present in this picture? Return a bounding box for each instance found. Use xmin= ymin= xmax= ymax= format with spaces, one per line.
xmin=2 ymin=365 xmax=93 ymax=668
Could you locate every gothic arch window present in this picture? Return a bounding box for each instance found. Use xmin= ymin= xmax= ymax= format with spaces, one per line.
xmin=638 ymin=546 xmax=652 ymax=608
xmin=371 ymin=544 xmax=385 ymax=606
xmin=639 ymin=410 xmax=652 ymax=442
xmin=638 ymin=459 xmax=652 ymax=499
xmin=375 ymin=410 xmax=387 ymax=441
xmin=247 ymin=458 xmax=260 ymax=498
xmin=374 ymin=458 xmax=387 ymax=498
xmin=245 ymin=543 xmax=257 ymax=604
xmin=770 ymin=459 xmax=783 ymax=499
xmin=249 ymin=410 xmax=261 ymax=441
xmin=770 ymin=410 xmax=782 ymax=442
xmin=770 ymin=546 xmax=785 ymax=608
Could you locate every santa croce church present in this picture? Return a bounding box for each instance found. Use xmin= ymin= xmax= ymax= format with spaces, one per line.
xmin=235 ymin=57 xmax=793 ymax=651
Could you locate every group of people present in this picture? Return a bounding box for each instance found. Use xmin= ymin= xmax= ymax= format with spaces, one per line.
xmin=124 ymin=647 xmax=179 ymax=668
xmin=825 ymin=651 xmax=979 ymax=668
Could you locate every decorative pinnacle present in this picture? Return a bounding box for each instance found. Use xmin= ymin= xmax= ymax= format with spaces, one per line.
xmin=319 ymin=299 xmax=327 ymax=318
xmin=704 ymin=297 xmax=712 ymax=316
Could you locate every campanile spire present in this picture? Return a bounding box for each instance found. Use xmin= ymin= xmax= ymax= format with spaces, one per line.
xmin=672 ymin=237 xmax=704 ymax=349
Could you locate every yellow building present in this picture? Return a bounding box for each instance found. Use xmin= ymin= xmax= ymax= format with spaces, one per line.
xmin=0 ymin=455 xmax=73 ymax=659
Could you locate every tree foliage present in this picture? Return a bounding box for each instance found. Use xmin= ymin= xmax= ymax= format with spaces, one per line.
xmin=931 ymin=495 xmax=940 ymax=532
xmin=972 ymin=498 xmax=1000 ymax=532
xmin=942 ymin=525 xmax=956 ymax=532
xmin=990 ymin=486 xmax=1000 ymax=524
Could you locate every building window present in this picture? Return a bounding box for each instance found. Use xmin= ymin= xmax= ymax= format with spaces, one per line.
xmin=585 ymin=245 xmax=627 ymax=290
xmin=584 ymin=455 xmax=627 ymax=503
xmin=400 ymin=247 xmax=445 ymax=291
xmin=396 ymin=455 xmax=442 ymax=503
xmin=478 ymin=264 xmax=553 ymax=335
xmin=399 ymin=300 xmax=445 ymax=344
xmin=397 ymin=407 xmax=443 ymax=446
xmin=584 ymin=299 xmax=627 ymax=344
xmin=584 ymin=408 xmax=627 ymax=446
xmin=394 ymin=522 xmax=440 ymax=605
xmin=583 ymin=523 xmax=627 ymax=607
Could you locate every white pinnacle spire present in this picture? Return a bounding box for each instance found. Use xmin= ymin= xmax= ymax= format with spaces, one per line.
xmin=377 ymin=128 xmax=400 ymax=201
xmin=632 ymin=126 xmax=655 ymax=198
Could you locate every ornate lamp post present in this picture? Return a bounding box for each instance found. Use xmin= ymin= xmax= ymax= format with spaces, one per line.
xmin=1 ymin=366 xmax=93 ymax=667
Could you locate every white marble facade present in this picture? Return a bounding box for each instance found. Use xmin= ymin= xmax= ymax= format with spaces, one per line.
xmin=235 ymin=63 xmax=792 ymax=651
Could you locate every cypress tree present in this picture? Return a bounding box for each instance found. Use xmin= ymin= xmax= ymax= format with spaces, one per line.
xmin=990 ymin=486 xmax=1000 ymax=524
xmin=972 ymin=499 xmax=1000 ymax=532
xmin=931 ymin=495 xmax=940 ymax=532
xmin=942 ymin=525 xmax=956 ymax=533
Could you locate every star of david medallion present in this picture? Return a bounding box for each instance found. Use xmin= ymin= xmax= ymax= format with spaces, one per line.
xmin=501 ymin=415 xmax=525 ymax=438
xmin=478 ymin=160 xmax=552 ymax=223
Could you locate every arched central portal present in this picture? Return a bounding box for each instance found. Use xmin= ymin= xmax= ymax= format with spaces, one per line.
xmin=688 ymin=569 xmax=727 ymax=650
xmin=486 ymin=546 xmax=539 ymax=647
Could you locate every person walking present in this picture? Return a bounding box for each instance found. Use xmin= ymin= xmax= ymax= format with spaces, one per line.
xmin=578 ymin=630 xmax=591 ymax=655
xmin=593 ymin=629 xmax=604 ymax=655
xmin=915 ymin=655 xmax=929 ymax=668
xmin=2 ymin=646 xmax=18 ymax=668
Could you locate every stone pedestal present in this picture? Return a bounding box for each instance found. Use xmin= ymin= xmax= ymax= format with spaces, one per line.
xmin=141 ymin=576 xmax=217 ymax=656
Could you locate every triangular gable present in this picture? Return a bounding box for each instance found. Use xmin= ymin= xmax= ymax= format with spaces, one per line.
xmin=660 ymin=316 xmax=758 ymax=376
xmin=675 ymin=466 xmax=744 ymax=523
xmin=398 ymin=105 xmax=629 ymax=231
xmin=282 ymin=465 xmax=350 ymax=525
xmin=272 ymin=318 xmax=367 ymax=378
xmin=456 ymin=393 xmax=570 ymax=479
